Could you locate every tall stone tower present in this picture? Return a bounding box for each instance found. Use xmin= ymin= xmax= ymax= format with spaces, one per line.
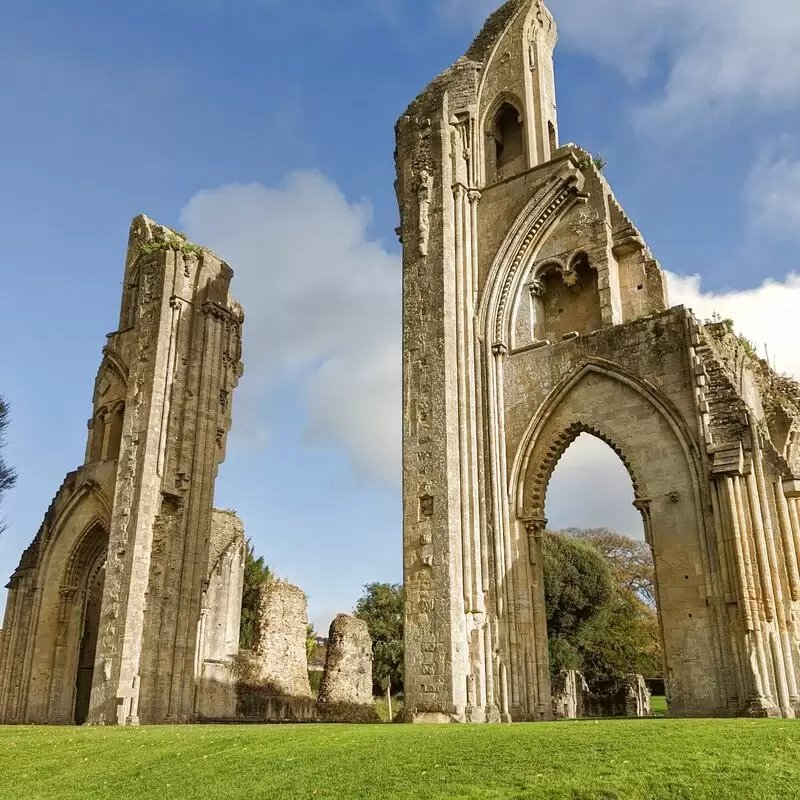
xmin=397 ymin=0 xmax=800 ymax=722
xmin=0 ymin=217 xmax=246 ymax=724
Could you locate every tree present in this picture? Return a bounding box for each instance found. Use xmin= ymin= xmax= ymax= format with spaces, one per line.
xmin=543 ymin=529 xmax=663 ymax=690
xmin=561 ymin=527 xmax=656 ymax=609
xmin=0 ymin=396 xmax=17 ymax=536
xmin=354 ymin=582 xmax=404 ymax=695
xmin=239 ymin=542 xmax=272 ymax=650
xmin=306 ymin=624 xmax=317 ymax=662
xmin=541 ymin=532 xmax=614 ymax=675
xmin=578 ymin=590 xmax=662 ymax=688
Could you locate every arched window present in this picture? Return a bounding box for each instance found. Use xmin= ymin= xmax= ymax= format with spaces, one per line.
xmin=532 ymin=254 xmax=602 ymax=342
xmin=106 ymin=404 xmax=125 ymax=461
xmin=486 ymin=102 xmax=525 ymax=183
xmin=548 ymin=121 xmax=557 ymax=156
xmin=89 ymin=411 xmax=106 ymax=463
xmin=120 ymin=267 xmax=140 ymax=330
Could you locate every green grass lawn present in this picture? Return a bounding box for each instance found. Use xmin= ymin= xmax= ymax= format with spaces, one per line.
xmin=650 ymin=696 xmax=668 ymax=716
xmin=1 ymin=719 xmax=799 ymax=800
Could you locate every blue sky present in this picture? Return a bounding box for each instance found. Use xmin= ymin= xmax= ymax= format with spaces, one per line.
xmin=1 ymin=0 xmax=799 ymax=630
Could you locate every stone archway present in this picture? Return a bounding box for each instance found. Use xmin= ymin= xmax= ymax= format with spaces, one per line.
xmin=48 ymin=519 xmax=109 ymax=725
xmin=397 ymin=0 xmax=800 ymax=723
xmin=74 ymin=553 xmax=106 ymax=725
xmin=512 ymin=365 xmax=722 ymax=717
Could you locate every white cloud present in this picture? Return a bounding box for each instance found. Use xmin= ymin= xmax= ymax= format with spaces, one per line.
xmin=550 ymin=271 xmax=800 ymax=536
xmin=180 ymin=170 xmax=401 ymax=485
xmin=745 ymin=142 xmax=800 ymax=241
xmin=668 ymin=271 xmax=800 ymax=378
xmin=440 ymin=0 xmax=800 ymax=135
xmin=178 ymin=168 xmax=800 ymax=521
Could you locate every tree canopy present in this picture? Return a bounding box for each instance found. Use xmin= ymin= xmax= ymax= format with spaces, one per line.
xmin=543 ymin=530 xmax=662 ymax=689
xmin=0 ymin=396 xmax=17 ymax=536
xmin=354 ymin=582 xmax=404 ymax=695
xmin=561 ymin=527 xmax=656 ymax=608
xmin=239 ymin=541 xmax=273 ymax=650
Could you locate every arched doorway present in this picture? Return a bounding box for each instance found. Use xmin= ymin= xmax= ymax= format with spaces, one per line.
xmin=544 ymin=433 xmax=664 ymax=715
xmin=74 ymin=555 xmax=106 ymax=725
xmin=516 ymin=364 xmax=729 ymax=718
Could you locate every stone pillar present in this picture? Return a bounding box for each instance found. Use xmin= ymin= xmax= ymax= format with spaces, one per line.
xmin=318 ymin=615 xmax=373 ymax=706
xmin=524 ymin=516 xmax=551 ymax=720
xmin=255 ymin=581 xmax=312 ymax=698
xmin=625 ymin=675 xmax=652 ymax=718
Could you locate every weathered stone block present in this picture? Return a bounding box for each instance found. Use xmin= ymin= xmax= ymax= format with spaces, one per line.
xmin=254 ymin=581 xmax=312 ymax=698
xmin=318 ymin=615 xmax=374 ymax=706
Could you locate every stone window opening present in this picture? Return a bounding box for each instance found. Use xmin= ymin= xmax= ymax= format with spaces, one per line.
xmin=106 ymin=403 xmax=125 ymax=462
xmin=120 ymin=267 xmax=140 ymax=330
xmin=531 ymin=254 xmax=601 ymax=342
xmin=486 ymin=102 xmax=525 ymax=183
xmin=89 ymin=410 xmax=106 ymax=464
xmin=548 ymin=121 xmax=557 ymax=156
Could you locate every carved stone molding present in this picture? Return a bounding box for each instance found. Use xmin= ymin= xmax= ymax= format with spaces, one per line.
xmin=523 ymin=517 xmax=548 ymax=566
xmin=417 ymin=169 xmax=433 ymax=257
xmin=493 ymin=179 xmax=580 ymax=345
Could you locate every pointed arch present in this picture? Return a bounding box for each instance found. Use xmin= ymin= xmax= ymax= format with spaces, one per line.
xmin=477 ymin=163 xmax=586 ymax=349
xmin=62 ymin=517 xmax=109 ymax=590
xmin=510 ymin=358 xmax=704 ymax=519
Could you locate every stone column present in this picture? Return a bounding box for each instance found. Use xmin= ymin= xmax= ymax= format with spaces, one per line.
xmin=255 ymin=581 xmax=312 ymax=698
xmin=318 ymin=615 xmax=373 ymax=707
xmin=524 ymin=516 xmax=551 ymax=720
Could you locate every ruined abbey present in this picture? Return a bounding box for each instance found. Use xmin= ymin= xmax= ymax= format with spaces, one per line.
xmin=1 ymin=0 xmax=799 ymax=727
xmin=0 ymin=217 xmax=247 ymax=724
xmin=397 ymin=0 xmax=800 ymax=722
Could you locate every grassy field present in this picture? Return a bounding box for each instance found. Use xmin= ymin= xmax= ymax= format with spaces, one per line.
xmin=650 ymin=696 xmax=668 ymax=716
xmin=1 ymin=719 xmax=799 ymax=800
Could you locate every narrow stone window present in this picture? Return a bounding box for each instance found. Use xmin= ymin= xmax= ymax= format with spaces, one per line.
xmin=486 ymin=102 xmax=525 ymax=183
xmin=548 ymin=121 xmax=557 ymax=155
xmin=106 ymin=404 xmax=125 ymax=461
xmin=494 ymin=105 xmax=523 ymax=170
xmin=89 ymin=411 xmax=105 ymax=463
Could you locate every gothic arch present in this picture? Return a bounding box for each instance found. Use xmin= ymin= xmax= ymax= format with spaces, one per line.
xmin=526 ymin=420 xmax=645 ymax=519
xmin=477 ymin=164 xmax=586 ymax=348
xmin=63 ymin=517 xmax=108 ymax=590
xmin=505 ymin=358 xmax=728 ymax=716
xmin=511 ymin=358 xmax=704 ymax=519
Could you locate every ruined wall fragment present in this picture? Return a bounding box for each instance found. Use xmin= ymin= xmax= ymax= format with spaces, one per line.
xmin=254 ymin=581 xmax=312 ymax=698
xmin=318 ymin=615 xmax=374 ymax=706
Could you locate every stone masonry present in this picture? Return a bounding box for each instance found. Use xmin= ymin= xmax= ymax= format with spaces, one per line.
xmin=398 ymin=0 xmax=800 ymax=722
xmin=254 ymin=581 xmax=313 ymax=698
xmin=0 ymin=216 xmax=245 ymax=724
xmin=318 ymin=615 xmax=374 ymax=706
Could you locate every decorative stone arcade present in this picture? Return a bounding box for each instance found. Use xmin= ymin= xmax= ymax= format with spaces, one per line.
xmin=396 ymin=0 xmax=800 ymax=723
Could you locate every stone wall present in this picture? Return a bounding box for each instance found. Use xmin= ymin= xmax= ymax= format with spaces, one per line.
xmin=398 ymin=0 xmax=800 ymax=724
xmin=254 ymin=581 xmax=312 ymax=698
xmin=552 ymin=671 xmax=651 ymax=719
xmin=0 ymin=216 xmax=245 ymax=725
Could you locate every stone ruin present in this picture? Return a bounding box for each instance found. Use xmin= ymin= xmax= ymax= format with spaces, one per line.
xmin=399 ymin=0 xmax=800 ymax=723
xmin=0 ymin=216 xmax=245 ymax=725
xmin=318 ymin=615 xmax=374 ymax=707
xmin=0 ymin=218 xmax=378 ymax=726
xmin=254 ymin=580 xmax=313 ymax=698
xmin=231 ymin=589 xmax=379 ymax=723
xmin=551 ymin=672 xmax=651 ymax=720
